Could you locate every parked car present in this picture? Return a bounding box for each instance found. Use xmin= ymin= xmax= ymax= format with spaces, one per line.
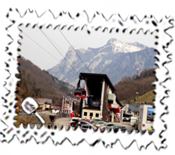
xmin=90 ymin=119 xmax=102 ymax=124
xmin=82 ymin=119 xmax=90 ymax=122
xmin=71 ymin=117 xmax=82 ymax=121
xmin=101 ymin=123 xmax=114 ymax=129
xmin=93 ymin=121 xmax=106 ymax=128
xmin=69 ymin=117 xmax=81 ymax=127
xmin=90 ymin=119 xmax=102 ymax=122
xmin=147 ymin=127 xmax=155 ymax=135
xmin=148 ymin=129 xmax=155 ymax=135
xmin=100 ymin=124 xmax=127 ymax=133
xmin=123 ymin=117 xmax=131 ymax=122
xmin=113 ymin=126 xmax=127 ymax=133
xmin=100 ymin=123 xmax=114 ymax=132
xmin=78 ymin=120 xmax=98 ymax=132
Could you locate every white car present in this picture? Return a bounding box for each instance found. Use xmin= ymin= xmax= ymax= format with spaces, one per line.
xmin=93 ymin=121 xmax=106 ymax=128
xmin=78 ymin=120 xmax=98 ymax=131
xmin=71 ymin=117 xmax=81 ymax=122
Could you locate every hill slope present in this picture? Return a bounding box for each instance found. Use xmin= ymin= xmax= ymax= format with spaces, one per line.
xmin=121 ymin=90 xmax=155 ymax=104
xmin=16 ymin=56 xmax=75 ymax=105
xmin=114 ymin=68 xmax=155 ymax=103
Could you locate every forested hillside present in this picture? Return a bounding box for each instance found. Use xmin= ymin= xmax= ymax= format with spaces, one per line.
xmin=16 ymin=56 xmax=75 ymax=105
xmin=114 ymin=68 xmax=156 ymax=103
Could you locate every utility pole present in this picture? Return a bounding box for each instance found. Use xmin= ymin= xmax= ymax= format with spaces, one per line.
xmin=61 ymin=96 xmax=64 ymax=113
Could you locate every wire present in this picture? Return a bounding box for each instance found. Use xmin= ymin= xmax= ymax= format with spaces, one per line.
xmin=47 ymin=36 xmax=83 ymax=72
xmin=57 ymin=27 xmax=91 ymax=73
xmin=39 ymin=27 xmax=79 ymax=75
xmin=22 ymin=31 xmax=78 ymax=76
xmin=46 ymin=35 xmax=86 ymax=74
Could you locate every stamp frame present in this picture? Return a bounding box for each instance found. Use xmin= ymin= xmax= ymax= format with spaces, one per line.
xmin=1 ymin=2 xmax=170 ymax=153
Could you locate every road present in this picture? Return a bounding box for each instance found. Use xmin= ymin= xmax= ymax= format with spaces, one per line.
xmin=113 ymin=122 xmax=134 ymax=131
xmin=18 ymin=111 xmax=57 ymax=116
xmin=53 ymin=117 xmax=134 ymax=131
xmin=53 ymin=117 xmax=71 ymax=130
xmin=18 ymin=111 xmax=134 ymax=131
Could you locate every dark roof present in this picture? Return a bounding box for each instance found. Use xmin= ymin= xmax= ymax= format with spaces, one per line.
xmin=79 ymin=73 xmax=115 ymax=92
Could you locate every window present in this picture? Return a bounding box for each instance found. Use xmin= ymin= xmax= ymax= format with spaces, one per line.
xmin=147 ymin=107 xmax=155 ymax=123
xmin=90 ymin=113 xmax=93 ymax=117
xmin=96 ymin=113 xmax=99 ymax=117
xmin=84 ymin=112 xmax=87 ymax=116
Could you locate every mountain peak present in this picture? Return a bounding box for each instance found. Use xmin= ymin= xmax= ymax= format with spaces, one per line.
xmin=68 ymin=46 xmax=76 ymax=52
xmin=131 ymin=42 xmax=148 ymax=49
xmin=106 ymin=38 xmax=118 ymax=45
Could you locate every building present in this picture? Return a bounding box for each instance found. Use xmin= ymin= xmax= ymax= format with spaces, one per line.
xmin=138 ymin=104 xmax=155 ymax=130
xmin=61 ymin=97 xmax=73 ymax=114
xmin=35 ymin=98 xmax=52 ymax=110
xmin=52 ymin=105 xmax=60 ymax=110
xmin=75 ymin=73 xmax=123 ymax=122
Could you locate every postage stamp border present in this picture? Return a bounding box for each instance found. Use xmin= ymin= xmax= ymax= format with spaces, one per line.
xmin=0 ymin=8 xmax=174 ymax=150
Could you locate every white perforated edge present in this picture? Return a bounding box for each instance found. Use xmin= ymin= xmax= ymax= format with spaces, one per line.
xmin=2 ymin=8 xmax=171 ymax=148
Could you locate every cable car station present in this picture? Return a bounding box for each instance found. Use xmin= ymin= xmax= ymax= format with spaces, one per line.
xmin=74 ymin=73 xmax=123 ymax=122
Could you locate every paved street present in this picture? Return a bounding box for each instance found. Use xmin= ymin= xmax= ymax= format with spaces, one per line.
xmin=18 ymin=110 xmax=56 ymax=116
xmin=53 ymin=117 xmax=134 ymax=131
xmin=18 ymin=110 xmax=134 ymax=131
xmin=53 ymin=117 xmax=71 ymax=130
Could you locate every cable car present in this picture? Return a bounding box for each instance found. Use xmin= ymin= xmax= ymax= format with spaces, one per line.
xmin=74 ymin=79 xmax=86 ymax=98
xmin=74 ymin=88 xmax=86 ymax=98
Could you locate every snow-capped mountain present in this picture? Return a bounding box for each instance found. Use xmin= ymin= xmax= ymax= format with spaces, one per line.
xmin=48 ymin=39 xmax=155 ymax=86
xmin=105 ymin=38 xmax=146 ymax=53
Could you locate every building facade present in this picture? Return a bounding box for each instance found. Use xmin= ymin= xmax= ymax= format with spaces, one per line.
xmin=138 ymin=104 xmax=155 ymax=130
xmin=77 ymin=73 xmax=123 ymax=122
xmin=35 ymin=98 xmax=52 ymax=111
xmin=61 ymin=97 xmax=73 ymax=114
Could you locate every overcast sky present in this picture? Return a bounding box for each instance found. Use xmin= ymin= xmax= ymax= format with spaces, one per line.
xmin=20 ymin=26 xmax=156 ymax=70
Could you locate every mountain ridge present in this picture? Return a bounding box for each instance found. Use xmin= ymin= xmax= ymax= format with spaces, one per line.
xmin=48 ymin=39 xmax=155 ymax=86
